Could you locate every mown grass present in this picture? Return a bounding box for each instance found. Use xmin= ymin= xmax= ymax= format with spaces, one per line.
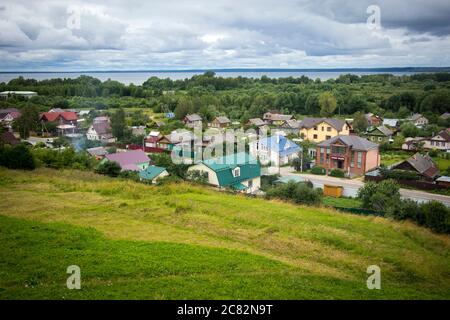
xmin=0 ymin=168 xmax=449 ymax=299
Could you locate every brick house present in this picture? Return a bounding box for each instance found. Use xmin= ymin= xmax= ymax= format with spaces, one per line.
xmin=316 ymin=135 xmax=380 ymax=176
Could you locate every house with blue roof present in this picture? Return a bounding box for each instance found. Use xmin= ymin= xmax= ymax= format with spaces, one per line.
xmin=249 ymin=135 xmax=300 ymax=167
xmin=187 ymin=152 xmax=261 ymax=193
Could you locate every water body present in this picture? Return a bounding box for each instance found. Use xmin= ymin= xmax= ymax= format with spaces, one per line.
xmin=0 ymin=68 xmax=445 ymax=85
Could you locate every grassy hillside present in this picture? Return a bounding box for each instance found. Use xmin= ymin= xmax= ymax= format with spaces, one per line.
xmin=0 ymin=168 xmax=449 ymax=299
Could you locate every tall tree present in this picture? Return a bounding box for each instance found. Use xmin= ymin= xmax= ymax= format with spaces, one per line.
xmin=352 ymin=111 xmax=368 ymax=133
xmin=14 ymin=104 xmax=39 ymax=139
xmin=111 ymin=108 xmax=126 ymax=140
xmin=318 ymin=92 xmax=337 ymax=117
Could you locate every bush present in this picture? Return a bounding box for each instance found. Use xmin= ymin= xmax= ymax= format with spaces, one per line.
xmin=311 ymin=166 xmax=326 ymax=175
xmin=95 ymin=161 xmax=121 ymax=177
xmin=265 ymin=181 xmax=322 ymax=206
xmin=185 ymin=170 xmax=208 ymax=184
xmin=380 ymin=168 xmax=420 ymax=181
xmin=357 ymin=179 xmax=401 ymax=213
xmin=329 ymin=169 xmax=345 ymax=178
xmin=421 ymin=201 xmax=450 ymax=234
xmin=0 ymin=144 xmax=36 ymax=170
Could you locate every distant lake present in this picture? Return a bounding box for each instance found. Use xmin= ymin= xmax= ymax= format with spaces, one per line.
xmin=0 ymin=69 xmax=440 ymax=85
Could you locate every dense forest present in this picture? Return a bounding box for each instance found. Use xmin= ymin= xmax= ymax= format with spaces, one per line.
xmin=1 ymin=72 xmax=450 ymax=126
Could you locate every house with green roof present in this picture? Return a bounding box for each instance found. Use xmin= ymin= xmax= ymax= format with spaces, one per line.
xmin=187 ymin=152 xmax=261 ymax=193
xmin=139 ymin=166 xmax=169 ymax=184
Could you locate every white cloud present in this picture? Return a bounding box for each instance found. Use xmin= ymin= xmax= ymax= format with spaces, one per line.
xmin=0 ymin=0 xmax=449 ymax=70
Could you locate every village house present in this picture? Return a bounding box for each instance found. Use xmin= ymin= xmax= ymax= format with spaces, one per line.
xmin=365 ymin=113 xmax=383 ymax=128
xmin=86 ymin=146 xmax=109 ymax=159
xmin=316 ymin=135 xmax=380 ymax=176
xmin=407 ymin=113 xmax=429 ymax=128
xmin=40 ymin=111 xmax=78 ymax=136
xmin=279 ymin=119 xmax=301 ymax=135
xmin=103 ymin=150 xmax=150 ymax=172
xmin=263 ymin=112 xmax=293 ymax=126
xmin=402 ymin=137 xmax=426 ymax=151
xmin=93 ymin=116 xmax=110 ymax=123
xmin=365 ymin=126 xmax=394 ymax=144
xmin=247 ymin=118 xmax=266 ymax=127
xmin=183 ymin=114 xmax=202 ymax=128
xmin=299 ymin=118 xmax=352 ymax=143
xmin=249 ymin=135 xmax=300 ymax=167
xmin=0 ymin=131 xmax=20 ymax=146
xmin=391 ymin=153 xmax=439 ymax=181
xmin=0 ymin=108 xmax=21 ymax=130
xmin=86 ymin=122 xmax=115 ymax=143
xmin=436 ymin=176 xmax=450 ymax=188
xmin=139 ymin=166 xmax=169 ymax=184
xmin=187 ymin=152 xmax=261 ymax=193
xmin=382 ymin=118 xmax=400 ymax=128
xmin=422 ymin=130 xmax=450 ymax=152
xmin=210 ymin=116 xmax=231 ymax=129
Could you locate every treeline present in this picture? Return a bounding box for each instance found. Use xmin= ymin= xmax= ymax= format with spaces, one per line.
xmin=2 ymin=72 xmax=450 ymax=122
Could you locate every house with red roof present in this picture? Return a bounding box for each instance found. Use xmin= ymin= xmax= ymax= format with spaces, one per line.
xmin=40 ymin=111 xmax=78 ymax=135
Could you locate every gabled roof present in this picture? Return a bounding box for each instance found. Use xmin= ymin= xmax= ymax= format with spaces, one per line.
xmin=282 ymin=119 xmax=301 ymax=129
xmin=368 ymin=125 xmax=393 ymax=136
xmin=256 ymin=135 xmax=300 ymax=156
xmin=105 ymin=150 xmax=150 ymax=171
xmin=139 ymin=166 xmax=167 ymax=180
xmin=383 ymin=118 xmax=400 ymax=127
xmin=317 ymin=135 xmax=378 ymax=151
xmin=86 ymin=146 xmax=108 ymax=157
xmin=248 ymin=118 xmax=266 ymax=126
xmin=93 ymin=116 xmax=110 ymax=123
xmin=0 ymin=131 xmax=20 ymax=145
xmin=184 ymin=114 xmax=202 ymax=122
xmin=201 ymin=152 xmax=261 ymax=187
xmin=298 ymin=117 xmax=348 ymax=131
xmin=441 ymin=112 xmax=450 ymax=120
xmin=0 ymin=108 xmax=21 ymax=120
xmin=40 ymin=111 xmax=77 ymax=122
xmin=395 ymin=153 xmax=439 ymax=179
xmin=213 ymin=116 xmax=231 ymax=124
xmin=408 ymin=113 xmax=427 ymax=121
xmin=432 ymin=130 xmax=450 ymax=142
xmin=91 ymin=122 xmax=112 ymax=136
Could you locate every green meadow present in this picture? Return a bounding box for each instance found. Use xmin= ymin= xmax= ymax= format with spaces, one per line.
xmin=0 ymin=168 xmax=449 ymax=299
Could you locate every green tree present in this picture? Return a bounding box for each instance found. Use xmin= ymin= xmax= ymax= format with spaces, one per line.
xmin=352 ymin=111 xmax=368 ymax=133
xmin=95 ymin=161 xmax=121 ymax=177
xmin=318 ymin=92 xmax=337 ymax=117
xmin=14 ymin=105 xmax=39 ymax=139
xmin=111 ymin=108 xmax=126 ymax=140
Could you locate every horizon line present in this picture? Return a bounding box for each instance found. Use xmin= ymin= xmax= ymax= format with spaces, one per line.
xmin=1 ymin=66 xmax=450 ymax=74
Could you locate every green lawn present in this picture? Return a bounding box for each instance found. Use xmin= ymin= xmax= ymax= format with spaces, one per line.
xmin=323 ymin=196 xmax=362 ymax=209
xmin=0 ymin=168 xmax=449 ymax=299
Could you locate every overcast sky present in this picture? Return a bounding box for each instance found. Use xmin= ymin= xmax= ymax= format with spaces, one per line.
xmin=1 ymin=0 xmax=450 ymax=71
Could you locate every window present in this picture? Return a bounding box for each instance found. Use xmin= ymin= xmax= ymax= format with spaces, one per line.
xmin=313 ymin=126 xmax=318 ymax=131
xmin=327 ymin=126 xmax=331 ymax=132
xmin=321 ymin=126 xmax=324 ymax=131
xmin=313 ymin=134 xmax=318 ymax=139
xmin=326 ymin=135 xmax=331 ymax=140
xmin=232 ymin=167 xmax=240 ymax=177
xmin=357 ymin=152 xmax=362 ymax=168
xmin=378 ymin=137 xmax=382 ymax=141
xmin=248 ymin=179 xmax=253 ymax=188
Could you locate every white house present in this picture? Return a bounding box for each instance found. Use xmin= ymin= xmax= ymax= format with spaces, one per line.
xmin=249 ymin=135 xmax=300 ymax=167
xmin=86 ymin=122 xmax=115 ymax=142
xmin=407 ymin=113 xmax=429 ymax=128
xmin=423 ymin=130 xmax=450 ymax=152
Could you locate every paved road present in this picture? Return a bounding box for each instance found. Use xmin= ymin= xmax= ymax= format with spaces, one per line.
xmin=277 ymin=167 xmax=450 ymax=207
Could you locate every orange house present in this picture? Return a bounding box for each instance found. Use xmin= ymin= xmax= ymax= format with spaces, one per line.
xmin=316 ymin=135 xmax=380 ymax=176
